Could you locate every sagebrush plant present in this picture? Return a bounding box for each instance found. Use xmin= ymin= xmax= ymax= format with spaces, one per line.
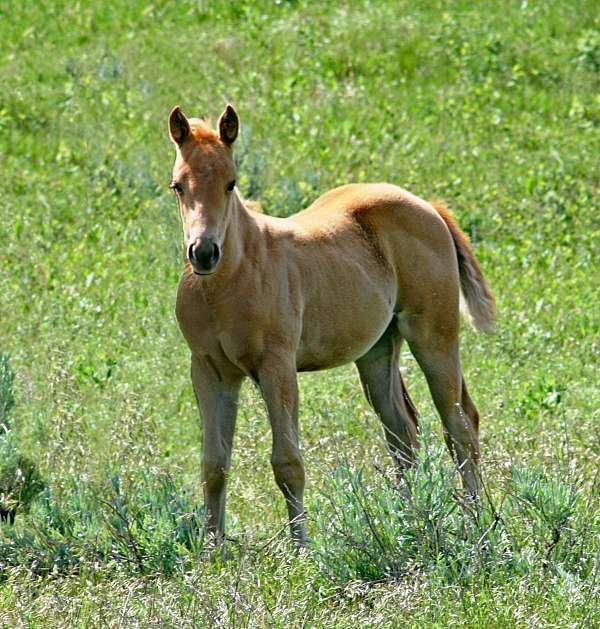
xmin=311 ymin=429 xmax=598 ymax=587
xmin=0 ymin=469 xmax=205 ymax=578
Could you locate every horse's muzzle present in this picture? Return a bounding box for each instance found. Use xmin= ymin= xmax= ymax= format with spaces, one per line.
xmin=188 ymin=238 xmax=221 ymax=275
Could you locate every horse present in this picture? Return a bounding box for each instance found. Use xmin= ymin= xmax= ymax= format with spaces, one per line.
xmin=167 ymin=104 xmax=495 ymax=546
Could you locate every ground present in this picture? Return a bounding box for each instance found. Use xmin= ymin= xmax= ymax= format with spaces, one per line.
xmin=0 ymin=1 xmax=599 ymax=626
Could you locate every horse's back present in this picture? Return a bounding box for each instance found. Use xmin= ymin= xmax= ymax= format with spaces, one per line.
xmin=289 ymin=183 xmax=459 ymax=304
xmin=292 ymin=183 xmax=440 ymax=225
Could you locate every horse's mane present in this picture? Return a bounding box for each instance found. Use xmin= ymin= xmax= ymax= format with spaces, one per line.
xmin=188 ymin=117 xmax=219 ymax=143
xmin=243 ymin=199 xmax=263 ymax=214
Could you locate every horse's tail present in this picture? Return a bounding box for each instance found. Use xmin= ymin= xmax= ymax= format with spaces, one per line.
xmin=432 ymin=201 xmax=496 ymax=333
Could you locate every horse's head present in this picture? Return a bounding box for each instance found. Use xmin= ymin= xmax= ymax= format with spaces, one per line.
xmin=168 ymin=104 xmax=239 ymax=275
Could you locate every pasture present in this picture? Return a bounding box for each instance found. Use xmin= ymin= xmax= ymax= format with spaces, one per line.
xmin=1 ymin=1 xmax=599 ymax=626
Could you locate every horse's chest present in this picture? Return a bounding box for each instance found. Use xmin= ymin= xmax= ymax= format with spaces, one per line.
xmin=176 ymin=288 xmax=267 ymax=375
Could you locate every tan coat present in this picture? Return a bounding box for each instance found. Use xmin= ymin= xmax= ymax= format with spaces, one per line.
xmin=168 ymin=105 xmax=495 ymax=545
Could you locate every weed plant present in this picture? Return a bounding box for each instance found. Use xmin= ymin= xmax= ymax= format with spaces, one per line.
xmin=1 ymin=0 xmax=599 ymax=625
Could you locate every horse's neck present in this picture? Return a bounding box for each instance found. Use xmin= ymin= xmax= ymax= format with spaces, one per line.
xmin=220 ymin=192 xmax=260 ymax=277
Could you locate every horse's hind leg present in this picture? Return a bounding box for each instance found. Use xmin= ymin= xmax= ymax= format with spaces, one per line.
xmin=355 ymin=325 xmax=420 ymax=472
xmin=400 ymin=319 xmax=482 ymax=498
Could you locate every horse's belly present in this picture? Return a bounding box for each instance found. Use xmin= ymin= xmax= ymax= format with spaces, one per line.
xmin=296 ymin=284 xmax=394 ymax=371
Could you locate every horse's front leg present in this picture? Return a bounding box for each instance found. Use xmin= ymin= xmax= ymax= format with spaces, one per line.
xmin=258 ymin=355 xmax=306 ymax=546
xmin=191 ymin=355 xmax=243 ymax=545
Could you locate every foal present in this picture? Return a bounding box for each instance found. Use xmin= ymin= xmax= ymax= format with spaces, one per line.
xmin=168 ymin=104 xmax=495 ymax=545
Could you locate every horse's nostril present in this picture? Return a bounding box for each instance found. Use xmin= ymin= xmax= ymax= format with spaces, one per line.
xmin=187 ymin=242 xmax=196 ymax=264
xmin=212 ymin=243 xmax=220 ymax=263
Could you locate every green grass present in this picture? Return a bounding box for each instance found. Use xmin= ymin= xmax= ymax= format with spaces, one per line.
xmin=1 ymin=0 xmax=599 ymax=626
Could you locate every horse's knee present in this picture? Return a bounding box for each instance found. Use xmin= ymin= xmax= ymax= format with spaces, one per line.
xmin=203 ymin=456 xmax=229 ymax=495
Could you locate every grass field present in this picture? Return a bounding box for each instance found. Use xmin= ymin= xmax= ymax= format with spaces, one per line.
xmin=1 ymin=1 xmax=599 ymax=626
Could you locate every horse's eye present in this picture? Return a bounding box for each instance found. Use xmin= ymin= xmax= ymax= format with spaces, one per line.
xmin=226 ymin=179 xmax=236 ymax=193
xmin=170 ymin=181 xmax=182 ymax=193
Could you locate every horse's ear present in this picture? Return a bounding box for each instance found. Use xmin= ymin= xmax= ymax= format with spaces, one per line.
xmin=218 ymin=104 xmax=239 ymax=146
xmin=168 ymin=106 xmax=190 ymax=145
